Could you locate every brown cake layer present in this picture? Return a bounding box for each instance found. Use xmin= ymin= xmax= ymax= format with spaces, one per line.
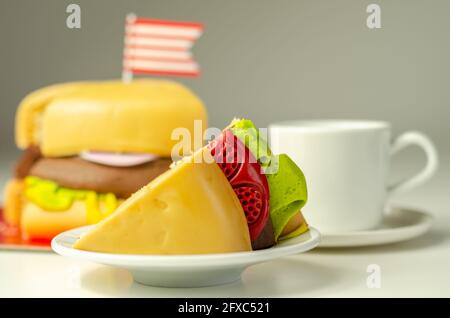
xmin=15 ymin=146 xmax=42 ymax=179
xmin=28 ymin=156 xmax=172 ymax=198
xmin=251 ymin=217 xmax=276 ymax=250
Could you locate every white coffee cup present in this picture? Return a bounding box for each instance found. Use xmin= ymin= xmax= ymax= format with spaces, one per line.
xmin=269 ymin=120 xmax=438 ymax=232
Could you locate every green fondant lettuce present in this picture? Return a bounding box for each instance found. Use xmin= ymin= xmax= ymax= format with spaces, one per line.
xmin=25 ymin=176 xmax=76 ymax=211
xmin=266 ymin=154 xmax=308 ymax=240
xmin=230 ymin=119 xmax=272 ymax=167
xmin=230 ymin=119 xmax=308 ymax=240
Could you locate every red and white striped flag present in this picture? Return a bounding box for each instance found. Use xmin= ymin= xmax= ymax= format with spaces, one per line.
xmin=123 ymin=14 xmax=204 ymax=80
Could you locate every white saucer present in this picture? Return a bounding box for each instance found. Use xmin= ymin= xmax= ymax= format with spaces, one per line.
xmin=319 ymin=206 xmax=433 ymax=248
xmin=52 ymin=226 xmax=320 ymax=287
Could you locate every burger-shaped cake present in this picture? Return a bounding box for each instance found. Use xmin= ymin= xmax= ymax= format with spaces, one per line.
xmin=3 ymin=80 xmax=207 ymax=242
xmin=74 ymin=119 xmax=308 ymax=254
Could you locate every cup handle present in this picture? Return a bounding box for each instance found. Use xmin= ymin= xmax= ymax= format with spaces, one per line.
xmin=387 ymin=131 xmax=438 ymax=198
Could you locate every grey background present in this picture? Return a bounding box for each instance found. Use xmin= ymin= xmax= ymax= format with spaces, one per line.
xmin=0 ymin=0 xmax=449 ymax=166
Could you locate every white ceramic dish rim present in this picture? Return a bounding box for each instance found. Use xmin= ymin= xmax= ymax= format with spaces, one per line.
xmin=320 ymin=209 xmax=433 ymax=236
xmin=318 ymin=208 xmax=433 ymax=247
xmin=52 ymin=226 xmax=321 ymax=268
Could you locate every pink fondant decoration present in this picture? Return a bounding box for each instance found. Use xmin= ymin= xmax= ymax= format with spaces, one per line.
xmin=80 ymin=151 xmax=158 ymax=167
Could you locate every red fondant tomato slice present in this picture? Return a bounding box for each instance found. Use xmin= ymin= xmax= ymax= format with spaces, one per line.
xmin=209 ymin=130 xmax=270 ymax=241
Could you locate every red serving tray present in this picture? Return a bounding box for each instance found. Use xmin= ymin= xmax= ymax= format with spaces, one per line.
xmin=0 ymin=207 xmax=52 ymax=251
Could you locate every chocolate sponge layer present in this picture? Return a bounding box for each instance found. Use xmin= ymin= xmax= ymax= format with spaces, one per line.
xmin=29 ymin=156 xmax=172 ymax=198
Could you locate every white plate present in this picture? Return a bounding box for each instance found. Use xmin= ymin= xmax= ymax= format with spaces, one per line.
xmin=52 ymin=226 xmax=320 ymax=287
xmin=319 ymin=207 xmax=433 ymax=248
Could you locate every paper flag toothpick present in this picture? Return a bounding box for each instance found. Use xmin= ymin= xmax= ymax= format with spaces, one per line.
xmin=122 ymin=14 xmax=204 ymax=81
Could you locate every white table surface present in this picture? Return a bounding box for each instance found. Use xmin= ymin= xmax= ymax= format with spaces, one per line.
xmin=1 ymin=152 xmax=449 ymax=298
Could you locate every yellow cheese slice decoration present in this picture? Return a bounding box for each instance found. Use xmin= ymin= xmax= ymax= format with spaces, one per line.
xmin=74 ymin=148 xmax=252 ymax=255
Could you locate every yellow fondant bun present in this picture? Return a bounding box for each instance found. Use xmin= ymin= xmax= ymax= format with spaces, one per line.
xmin=3 ymin=179 xmax=24 ymax=227
xmin=19 ymin=196 xmax=125 ymax=241
xmin=16 ymin=80 xmax=207 ymax=157
xmin=21 ymin=200 xmax=88 ymax=241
